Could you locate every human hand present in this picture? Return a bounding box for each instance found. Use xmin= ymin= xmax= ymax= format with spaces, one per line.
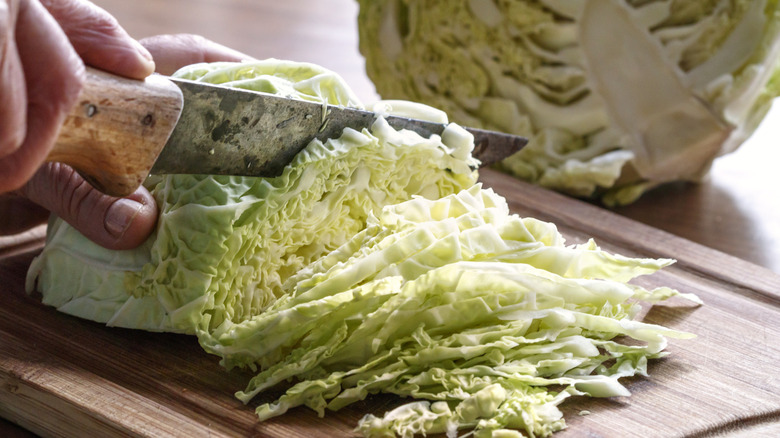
xmin=0 ymin=0 xmax=250 ymax=250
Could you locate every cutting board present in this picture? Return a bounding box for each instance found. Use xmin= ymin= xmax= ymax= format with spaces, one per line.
xmin=1 ymin=168 xmax=779 ymax=438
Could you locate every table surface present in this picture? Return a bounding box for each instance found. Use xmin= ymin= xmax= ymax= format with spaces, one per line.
xmin=2 ymin=0 xmax=779 ymax=436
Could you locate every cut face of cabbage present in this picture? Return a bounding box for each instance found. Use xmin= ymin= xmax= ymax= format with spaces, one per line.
xmin=357 ymin=0 xmax=780 ymax=204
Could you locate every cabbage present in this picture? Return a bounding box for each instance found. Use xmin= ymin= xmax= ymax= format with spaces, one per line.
xmin=27 ymin=60 xmax=479 ymax=334
xmin=199 ymin=185 xmax=699 ymax=437
xmin=356 ymin=0 xmax=780 ymax=204
xmin=26 ymin=60 xmax=699 ymax=437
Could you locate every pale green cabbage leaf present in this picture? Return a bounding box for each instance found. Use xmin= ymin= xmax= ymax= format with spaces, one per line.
xmin=26 ymin=60 xmax=699 ymax=437
xmin=356 ymin=0 xmax=780 ymax=204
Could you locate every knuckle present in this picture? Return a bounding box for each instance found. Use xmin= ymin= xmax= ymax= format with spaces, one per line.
xmin=44 ymin=0 xmax=123 ymax=48
xmin=20 ymin=162 xmax=117 ymax=246
xmin=58 ymin=167 xmax=99 ymax=226
xmin=23 ymin=163 xmax=91 ymax=223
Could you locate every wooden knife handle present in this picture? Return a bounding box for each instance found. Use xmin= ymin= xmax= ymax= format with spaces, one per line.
xmin=46 ymin=67 xmax=183 ymax=197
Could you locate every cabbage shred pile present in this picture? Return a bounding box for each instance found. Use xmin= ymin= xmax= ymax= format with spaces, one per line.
xmin=27 ymin=61 xmax=699 ymax=437
xmin=200 ymin=185 xmax=698 ymax=437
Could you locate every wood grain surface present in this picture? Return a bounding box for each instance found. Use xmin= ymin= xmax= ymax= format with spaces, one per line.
xmin=2 ymin=0 xmax=780 ymax=436
xmin=1 ymin=169 xmax=779 ymax=438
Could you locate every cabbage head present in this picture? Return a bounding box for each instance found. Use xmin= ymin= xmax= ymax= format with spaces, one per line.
xmin=356 ymin=0 xmax=780 ymax=204
xmin=26 ymin=60 xmax=479 ymax=334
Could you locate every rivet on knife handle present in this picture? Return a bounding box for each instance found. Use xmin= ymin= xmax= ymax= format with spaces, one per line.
xmin=47 ymin=67 xmax=183 ymax=197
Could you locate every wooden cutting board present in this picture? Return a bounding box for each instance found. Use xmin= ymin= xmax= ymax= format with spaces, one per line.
xmin=1 ymin=168 xmax=779 ymax=438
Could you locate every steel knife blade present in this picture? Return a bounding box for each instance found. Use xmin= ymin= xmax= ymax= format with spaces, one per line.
xmin=152 ymin=78 xmax=527 ymax=178
xmin=49 ymin=68 xmax=527 ymax=197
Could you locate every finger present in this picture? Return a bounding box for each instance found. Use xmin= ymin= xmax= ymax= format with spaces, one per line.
xmin=140 ymin=34 xmax=253 ymax=75
xmin=19 ymin=163 xmax=157 ymax=250
xmin=0 ymin=0 xmax=27 ymax=159
xmin=40 ymin=0 xmax=154 ymax=79
xmin=0 ymin=0 xmax=84 ymax=193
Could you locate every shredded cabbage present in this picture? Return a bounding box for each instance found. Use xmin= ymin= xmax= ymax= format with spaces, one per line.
xmin=198 ymin=185 xmax=698 ymax=437
xmin=356 ymin=0 xmax=780 ymax=204
xmin=26 ymin=60 xmax=699 ymax=437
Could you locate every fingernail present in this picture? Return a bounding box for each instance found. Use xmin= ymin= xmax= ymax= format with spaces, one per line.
xmin=105 ymin=198 xmax=143 ymax=238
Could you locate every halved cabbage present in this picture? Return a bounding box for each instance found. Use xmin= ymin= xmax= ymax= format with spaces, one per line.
xmin=357 ymin=0 xmax=780 ymax=204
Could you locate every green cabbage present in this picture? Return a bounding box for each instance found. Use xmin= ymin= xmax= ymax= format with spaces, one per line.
xmin=27 ymin=60 xmax=479 ymax=334
xmin=356 ymin=0 xmax=780 ymax=204
xmin=198 ymin=184 xmax=698 ymax=437
xmin=26 ymin=60 xmax=699 ymax=437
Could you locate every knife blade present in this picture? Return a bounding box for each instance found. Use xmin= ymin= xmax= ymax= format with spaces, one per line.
xmin=49 ymin=67 xmax=527 ymax=197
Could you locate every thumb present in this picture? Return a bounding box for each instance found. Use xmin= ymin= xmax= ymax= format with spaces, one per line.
xmin=19 ymin=163 xmax=157 ymax=250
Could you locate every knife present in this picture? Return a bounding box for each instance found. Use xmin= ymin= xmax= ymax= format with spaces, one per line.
xmin=48 ymin=67 xmax=527 ymax=197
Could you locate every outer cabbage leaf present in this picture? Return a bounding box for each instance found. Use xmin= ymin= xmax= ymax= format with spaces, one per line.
xmin=26 ymin=60 xmax=479 ymax=334
xmin=356 ymin=0 xmax=780 ymax=204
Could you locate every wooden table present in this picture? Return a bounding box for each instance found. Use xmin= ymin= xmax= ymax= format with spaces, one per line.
xmin=2 ymin=1 xmax=779 ymax=436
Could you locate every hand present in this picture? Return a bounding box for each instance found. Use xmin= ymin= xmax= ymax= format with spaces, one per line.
xmin=0 ymin=0 xmax=251 ymax=250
